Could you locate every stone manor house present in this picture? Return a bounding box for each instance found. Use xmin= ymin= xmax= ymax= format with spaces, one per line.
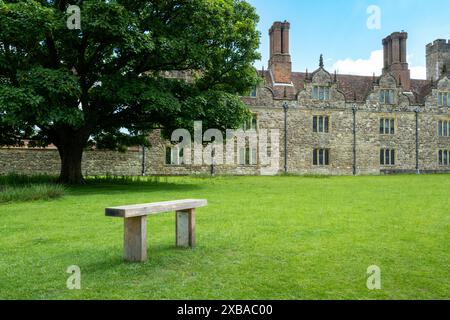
xmin=153 ymin=21 xmax=450 ymax=176
xmin=1 ymin=21 xmax=450 ymax=176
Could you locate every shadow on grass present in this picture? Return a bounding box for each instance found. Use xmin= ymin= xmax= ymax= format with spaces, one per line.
xmin=81 ymin=244 xmax=200 ymax=273
xmin=0 ymin=173 xmax=58 ymax=186
xmin=67 ymin=180 xmax=202 ymax=197
xmin=0 ymin=174 xmax=204 ymax=201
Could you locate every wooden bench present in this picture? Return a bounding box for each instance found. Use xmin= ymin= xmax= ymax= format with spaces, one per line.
xmin=105 ymin=199 xmax=208 ymax=262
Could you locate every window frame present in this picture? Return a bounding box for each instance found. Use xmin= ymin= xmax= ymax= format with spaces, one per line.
xmin=313 ymin=148 xmax=330 ymax=166
xmin=438 ymin=92 xmax=450 ymax=107
xmin=313 ymin=115 xmax=330 ymax=133
xmin=380 ymin=89 xmax=395 ymax=105
xmin=438 ymin=149 xmax=450 ymax=166
xmin=239 ymin=145 xmax=258 ymax=166
xmin=380 ymin=148 xmax=396 ymax=166
xmin=380 ymin=118 xmax=396 ymax=135
xmin=438 ymin=120 xmax=450 ymax=137
xmin=312 ymin=85 xmax=331 ymax=101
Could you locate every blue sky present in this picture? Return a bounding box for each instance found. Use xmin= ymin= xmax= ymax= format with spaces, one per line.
xmin=248 ymin=0 xmax=450 ymax=79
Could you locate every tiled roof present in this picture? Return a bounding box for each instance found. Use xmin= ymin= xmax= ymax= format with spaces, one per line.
xmin=258 ymin=70 xmax=432 ymax=104
xmin=410 ymin=79 xmax=432 ymax=104
xmin=333 ymin=74 xmax=375 ymax=102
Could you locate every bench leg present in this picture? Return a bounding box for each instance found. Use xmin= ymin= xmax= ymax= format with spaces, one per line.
xmin=176 ymin=209 xmax=196 ymax=248
xmin=124 ymin=216 xmax=147 ymax=262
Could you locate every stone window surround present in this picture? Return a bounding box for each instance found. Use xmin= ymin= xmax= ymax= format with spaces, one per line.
xmin=438 ymin=119 xmax=450 ymax=137
xmin=379 ymin=89 xmax=396 ymax=105
xmin=313 ymin=148 xmax=330 ymax=166
xmin=437 ymin=91 xmax=450 ymax=107
xmin=239 ymin=145 xmax=257 ymax=166
xmin=380 ymin=117 xmax=396 ymax=135
xmin=438 ymin=149 xmax=450 ymax=166
xmin=312 ymin=85 xmax=331 ymax=101
xmin=380 ymin=148 xmax=396 ymax=166
xmin=313 ymin=115 xmax=330 ymax=134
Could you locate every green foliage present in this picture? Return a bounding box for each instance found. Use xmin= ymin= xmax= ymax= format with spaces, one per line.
xmin=0 ymin=184 xmax=65 ymax=203
xmin=0 ymin=0 xmax=261 ymax=151
xmin=0 ymin=173 xmax=65 ymax=203
xmin=0 ymin=173 xmax=57 ymax=186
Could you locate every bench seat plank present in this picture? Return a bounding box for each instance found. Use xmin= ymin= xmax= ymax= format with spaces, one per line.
xmin=105 ymin=199 xmax=207 ymax=218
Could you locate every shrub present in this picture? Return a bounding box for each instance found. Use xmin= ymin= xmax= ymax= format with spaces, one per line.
xmin=0 ymin=184 xmax=65 ymax=203
xmin=0 ymin=174 xmax=65 ymax=203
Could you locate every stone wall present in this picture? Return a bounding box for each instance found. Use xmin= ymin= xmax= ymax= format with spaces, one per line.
xmin=0 ymin=148 xmax=142 ymax=176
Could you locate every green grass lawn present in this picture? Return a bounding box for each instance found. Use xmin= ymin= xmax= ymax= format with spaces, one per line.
xmin=0 ymin=175 xmax=449 ymax=300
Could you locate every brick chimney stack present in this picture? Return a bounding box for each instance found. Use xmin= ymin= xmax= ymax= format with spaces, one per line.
xmin=268 ymin=21 xmax=292 ymax=84
xmin=382 ymin=32 xmax=411 ymax=91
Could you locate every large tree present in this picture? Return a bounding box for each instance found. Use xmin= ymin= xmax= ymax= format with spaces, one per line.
xmin=0 ymin=0 xmax=260 ymax=183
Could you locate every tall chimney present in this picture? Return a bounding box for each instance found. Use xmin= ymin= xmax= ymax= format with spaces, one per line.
xmin=383 ymin=38 xmax=389 ymax=69
xmin=268 ymin=21 xmax=292 ymax=84
xmin=382 ymin=32 xmax=411 ymax=91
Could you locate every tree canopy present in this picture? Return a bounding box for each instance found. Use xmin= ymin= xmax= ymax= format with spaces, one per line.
xmin=0 ymin=0 xmax=261 ymax=183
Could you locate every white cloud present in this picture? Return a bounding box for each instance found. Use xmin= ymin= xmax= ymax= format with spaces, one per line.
xmin=410 ymin=66 xmax=426 ymax=80
xmin=332 ymin=50 xmax=427 ymax=80
xmin=332 ymin=50 xmax=383 ymax=77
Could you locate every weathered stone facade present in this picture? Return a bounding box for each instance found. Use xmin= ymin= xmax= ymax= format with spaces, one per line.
xmin=146 ymin=23 xmax=450 ymax=176
xmin=1 ymin=22 xmax=450 ymax=177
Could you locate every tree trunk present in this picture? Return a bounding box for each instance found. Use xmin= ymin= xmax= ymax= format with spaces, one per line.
xmin=56 ymin=137 xmax=86 ymax=185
